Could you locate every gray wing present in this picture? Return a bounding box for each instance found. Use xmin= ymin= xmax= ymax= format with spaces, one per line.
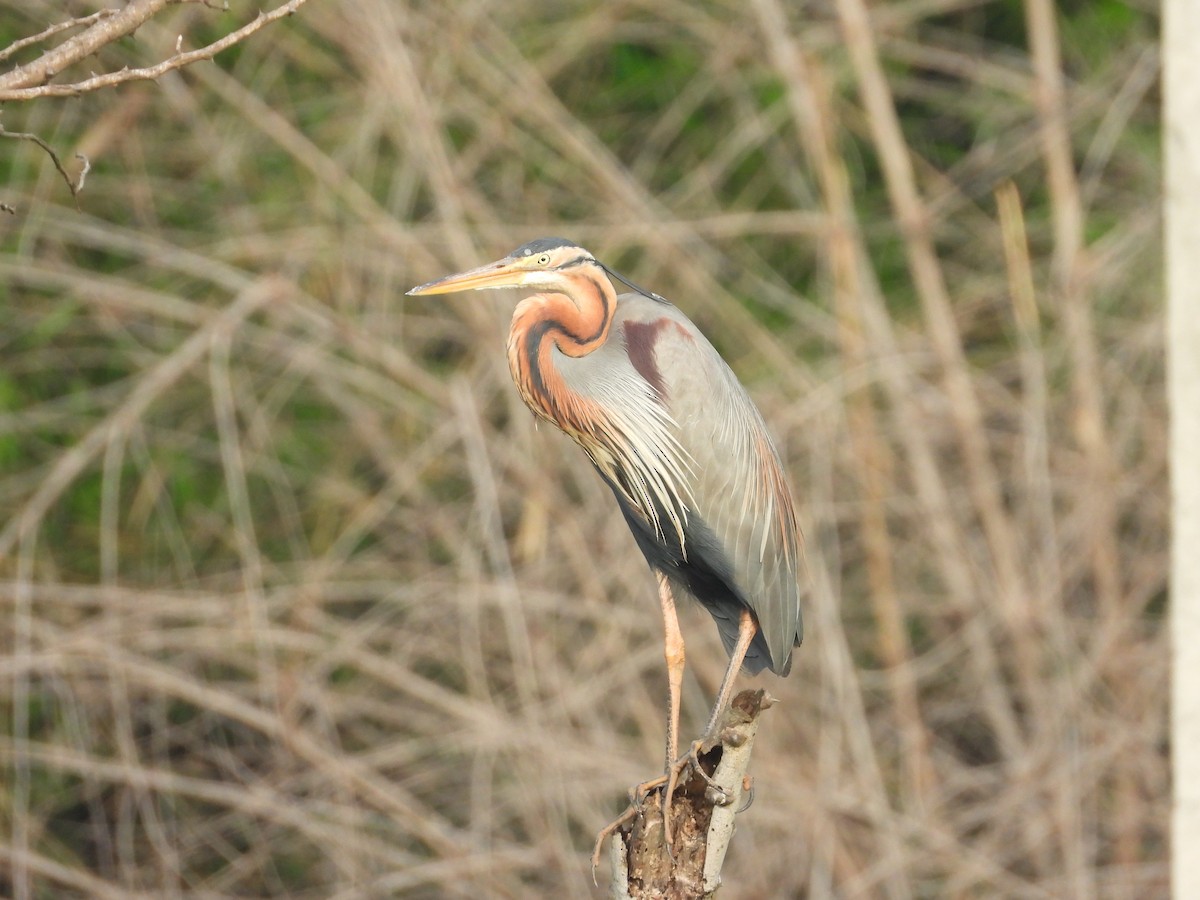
xmin=557 ymin=294 xmax=805 ymax=674
xmin=653 ymin=307 xmax=805 ymax=674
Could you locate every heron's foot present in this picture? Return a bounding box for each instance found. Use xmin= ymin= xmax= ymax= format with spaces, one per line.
xmin=590 ymin=736 xmax=730 ymax=879
xmin=589 ymin=771 xmax=671 ymax=879
xmin=628 ymin=772 xmax=669 ymax=811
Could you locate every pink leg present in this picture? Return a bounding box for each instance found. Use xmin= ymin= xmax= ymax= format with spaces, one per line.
xmin=591 ymin=599 xmax=760 ymax=867
xmin=657 ymin=573 xmax=686 ymax=847
xmin=702 ymin=608 xmax=758 ymax=737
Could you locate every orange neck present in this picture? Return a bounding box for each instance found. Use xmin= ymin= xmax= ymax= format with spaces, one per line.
xmin=506 ymin=272 xmax=615 ymax=431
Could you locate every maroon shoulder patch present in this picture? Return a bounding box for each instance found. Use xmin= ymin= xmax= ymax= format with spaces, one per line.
xmin=622 ymin=319 xmax=669 ymax=400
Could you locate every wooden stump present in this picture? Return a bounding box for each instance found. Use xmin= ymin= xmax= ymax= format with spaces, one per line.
xmin=607 ymin=689 xmax=775 ymax=899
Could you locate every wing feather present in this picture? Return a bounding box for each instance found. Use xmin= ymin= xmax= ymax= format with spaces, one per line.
xmin=554 ymin=296 xmax=806 ymax=676
xmin=558 ymin=295 xmax=805 ymax=675
xmin=666 ymin=312 xmax=803 ymax=672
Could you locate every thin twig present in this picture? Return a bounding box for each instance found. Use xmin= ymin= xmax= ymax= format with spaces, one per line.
xmin=0 ymin=0 xmax=310 ymax=101
xmin=0 ymin=125 xmax=89 ymax=202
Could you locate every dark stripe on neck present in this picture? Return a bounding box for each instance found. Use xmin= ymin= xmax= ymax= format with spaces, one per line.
xmin=560 ymin=273 xmax=611 ymax=347
xmin=527 ymin=274 xmax=612 ymax=350
xmin=519 ymin=274 xmax=613 ymax=411
xmin=523 ymin=319 xmax=552 ymax=406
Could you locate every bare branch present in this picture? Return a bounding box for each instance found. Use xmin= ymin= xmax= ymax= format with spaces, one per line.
xmin=603 ymin=690 xmax=775 ymax=899
xmin=0 ymin=0 xmax=172 ymax=92
xmin=0 ymin=0 xmax=309 ymax=102
xmin=0 ymin=9 xmax=118 ymax=66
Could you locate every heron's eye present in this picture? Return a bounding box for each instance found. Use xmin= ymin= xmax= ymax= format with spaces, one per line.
xmin=537 ymin=253 xmax=551 ymax=266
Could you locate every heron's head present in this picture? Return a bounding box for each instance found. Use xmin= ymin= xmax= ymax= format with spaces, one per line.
xmin=406 ymin=238 xmax=598 ymax=297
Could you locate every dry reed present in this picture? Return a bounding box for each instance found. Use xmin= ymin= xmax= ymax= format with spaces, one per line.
xmin=0 ymin=1 xmax=1164 ymax=896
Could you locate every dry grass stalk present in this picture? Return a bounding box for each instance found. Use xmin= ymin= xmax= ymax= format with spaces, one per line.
xmin=0 ymin=0 xmax=1164 ymax=896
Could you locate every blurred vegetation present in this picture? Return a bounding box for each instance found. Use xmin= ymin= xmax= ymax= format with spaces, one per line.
xmin=0 ymin=0 xmax=1164 ymax=897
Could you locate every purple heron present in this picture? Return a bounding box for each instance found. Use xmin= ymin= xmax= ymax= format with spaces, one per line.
xmin=408 ymin=238 xmax=804 ymax=848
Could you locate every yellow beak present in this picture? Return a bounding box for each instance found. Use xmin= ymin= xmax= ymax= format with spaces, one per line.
xmin=406 ymin=257 xmax=530 ymax=296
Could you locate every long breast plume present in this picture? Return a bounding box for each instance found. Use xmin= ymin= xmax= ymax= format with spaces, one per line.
xmin=584 ymin=369 xmax=696 ymax=553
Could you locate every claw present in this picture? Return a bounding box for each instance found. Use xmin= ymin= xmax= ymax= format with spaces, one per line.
xmin=736 ymin=777 xmax=755 ymax=813
xmin=682 ymin=737 xmax=718 ymax=788
xmin=592 ymin=732 xmax=728 ymax=875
